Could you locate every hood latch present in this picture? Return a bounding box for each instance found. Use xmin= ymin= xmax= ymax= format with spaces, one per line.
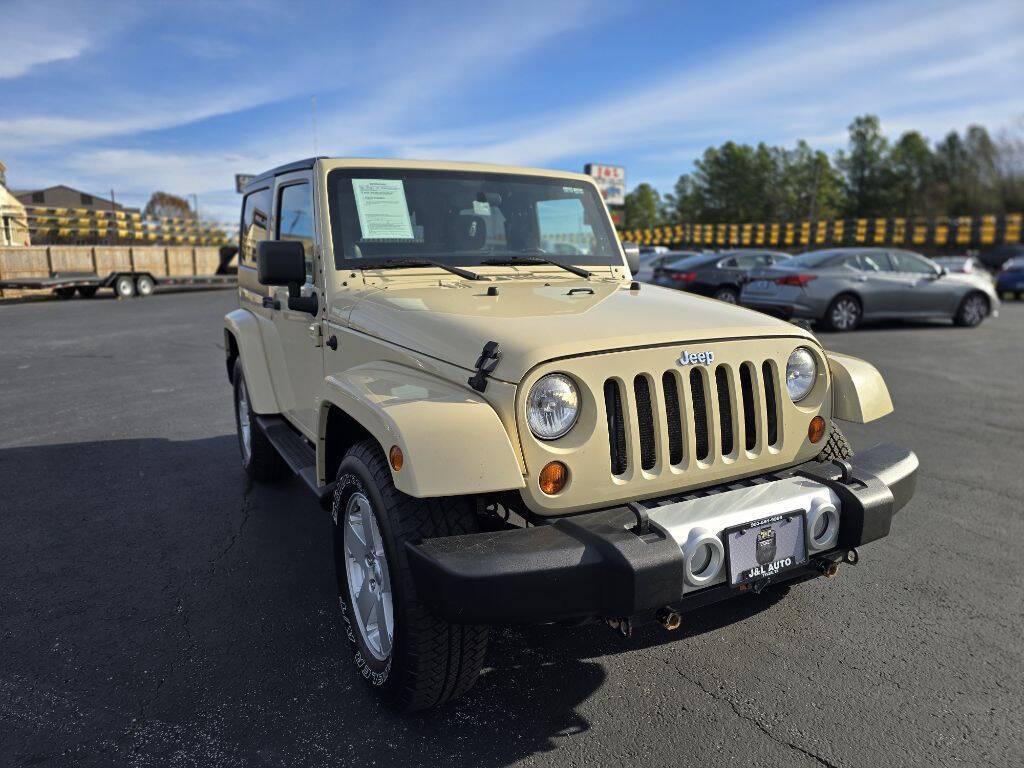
xmin=468 ymin=340 xmax=501 ymax=393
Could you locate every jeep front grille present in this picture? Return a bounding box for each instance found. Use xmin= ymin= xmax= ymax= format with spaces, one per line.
xmin=604 ymin=359 xmax=784 ymax=476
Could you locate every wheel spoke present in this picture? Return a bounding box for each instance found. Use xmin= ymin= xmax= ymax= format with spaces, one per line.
xmin=345 ymin=514 xmax=370 ymax=562
xmin=356 ymin=576 xmax=376 ymax=622
xmin=376 ymin=593 xmax=393 ymax=657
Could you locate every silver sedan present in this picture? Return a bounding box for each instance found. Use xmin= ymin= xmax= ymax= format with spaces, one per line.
xmin=741 ymin=248 xmax=999 ymax=331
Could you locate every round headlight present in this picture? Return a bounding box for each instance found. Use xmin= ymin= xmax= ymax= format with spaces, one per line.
xmin=786 ymin=347 xmax=817 ymax=402
xmin=527 ymin=374 xmax=580 ymax=440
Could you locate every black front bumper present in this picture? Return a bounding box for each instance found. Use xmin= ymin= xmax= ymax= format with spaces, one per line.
xmin=406 ymin=444 xmax=918 ymax=625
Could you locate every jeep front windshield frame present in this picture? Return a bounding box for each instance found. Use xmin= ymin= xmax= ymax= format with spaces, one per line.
xmin=326 ymin=168 xmax=622 ymax=270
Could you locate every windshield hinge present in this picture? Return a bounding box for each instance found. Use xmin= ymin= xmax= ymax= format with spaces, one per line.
xmin=468 ymin=340 xmax=501 ymax=393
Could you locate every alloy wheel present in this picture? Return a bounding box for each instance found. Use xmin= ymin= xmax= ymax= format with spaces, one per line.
xmin=831 ymin=298 xmax=860 ymax=330
xmin=961 ymin=295 xmax=986 ymax=326
xmin=343 ymin=492 xmax=394 ymax=661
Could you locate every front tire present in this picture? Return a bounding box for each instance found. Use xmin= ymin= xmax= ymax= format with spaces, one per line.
xmin=823 ymin=294 xmax=862 ymax=332
xmin=232 ymin=360 xmax=287 ymax=481
xmin=816 ymin=423 xmax=853 ymax=462
xmin=954 ymin=292 xmax=988 ymax=327
xmin=332 ymin=439 xmax=489 ymax=711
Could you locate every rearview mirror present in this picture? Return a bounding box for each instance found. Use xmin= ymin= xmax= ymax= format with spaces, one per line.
xmin=622 ymin=241 xmax=641 ymax=275
xmin=257 ymin=240 xmax=306 ymax=286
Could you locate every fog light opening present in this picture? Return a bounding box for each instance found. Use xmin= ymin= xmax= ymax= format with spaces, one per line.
xmin=807 ymin=498 xmax=840 ymax=552
xmin=683 ymin=530 xmax=724 ymax=586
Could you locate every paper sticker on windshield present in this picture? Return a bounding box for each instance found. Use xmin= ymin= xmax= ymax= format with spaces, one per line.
xmin=352 ymin=179 xmax=415 ymax=240
xmin=473 ymin=200 xmax=491 ymax=216
xmin=562 ymin=186 xmax=585 ymax=195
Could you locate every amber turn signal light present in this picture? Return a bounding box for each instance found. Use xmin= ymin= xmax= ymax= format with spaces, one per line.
xmin=389 ymin=445 xmax=404 ymax=471
xmin=808 ymin=416 xmax=826 ymax=444
xmin=539 ymin=461 xmax=568 ymax=495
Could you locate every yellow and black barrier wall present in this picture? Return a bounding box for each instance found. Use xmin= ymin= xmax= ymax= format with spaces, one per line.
xmin=619 ymin=213 xmax=1022 ymax=251
xmin=23 ymin=205 xmax=231 ymax=246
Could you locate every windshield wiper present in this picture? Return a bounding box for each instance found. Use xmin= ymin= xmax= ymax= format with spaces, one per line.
xmin=360 ymin=259 xmax=484 ymax=281
xmin=481 ymin=256 xmax=591 ymax=279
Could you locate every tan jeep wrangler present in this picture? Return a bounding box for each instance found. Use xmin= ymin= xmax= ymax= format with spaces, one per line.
xmin=224 ymin=158 xmax=918 ymax=711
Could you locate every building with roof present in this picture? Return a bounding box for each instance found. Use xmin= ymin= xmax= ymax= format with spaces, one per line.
xmin=13 ymin=184 xmax=138 ymax=214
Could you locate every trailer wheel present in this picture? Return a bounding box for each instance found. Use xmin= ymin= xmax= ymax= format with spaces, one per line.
xmin=77 ymin=286 xmax=98 ymax=298
xmin=114 ymin=275 xmax=135 ymax=298
xmin=54 ymin=287 xmax=76 ymax=300
xmin=136 ymin=275 xmax=155 ymax=297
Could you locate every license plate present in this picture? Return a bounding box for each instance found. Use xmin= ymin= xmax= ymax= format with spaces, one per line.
xmin=725 ymin=512 xmax=807 ymax=586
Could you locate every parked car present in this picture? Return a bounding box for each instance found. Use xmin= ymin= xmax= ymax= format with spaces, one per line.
xmin=653 ymin=249 xmax=791 ymax=303
xmin=741 ymin=247 xmax=999 ymax=331
xmin=933 ymin=255 xmax=983 ymax=275
xmin=632 ymin=250 xmax=681 ymax=282
xmin=644 ymin=250 xmax=703 ymax=284
xmin=638 ymin=245 xmax=671 ymax=256
xmin=996 ymin=257 xmax=1024 ymax=299
xmin=225 ymin=157 xmax=917 ymax=710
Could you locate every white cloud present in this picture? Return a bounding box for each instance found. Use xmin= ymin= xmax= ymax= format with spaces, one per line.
xmin=0 ymin=0 xmax=132 ymax=79
xmin=389 ymin=0 xmax=1024 ymax=169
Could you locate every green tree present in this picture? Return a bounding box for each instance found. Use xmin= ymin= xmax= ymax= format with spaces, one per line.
xmin=775 ymin=141 xmax=845 ymax=221
xmin=623 ymin=183 xmax=663 ymax=229
xmin=663 ymin=174 xmax=705 ymax=223
xmin=836 ymin=115 xmax=893 ymax=217
xmin=888 ymin=131 xmax=935 ymax=218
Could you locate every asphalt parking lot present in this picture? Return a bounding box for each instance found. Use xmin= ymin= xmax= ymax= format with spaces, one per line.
xmin=2 ymin=289 xmax=1022 ymax=768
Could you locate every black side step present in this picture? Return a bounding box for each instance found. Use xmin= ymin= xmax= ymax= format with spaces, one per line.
xmin=255 ymin=415 xmax=335 ymax=504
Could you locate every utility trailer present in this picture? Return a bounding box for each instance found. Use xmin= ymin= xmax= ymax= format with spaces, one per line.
xmin=0 ymin=245 xmax=239 ymax=299
xmin=0 ymin=270 xmax=235 ymax=299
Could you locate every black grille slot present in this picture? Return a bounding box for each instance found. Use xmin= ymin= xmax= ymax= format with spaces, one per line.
xmin=690 ymin=369 xmax=709 ymax=461
xmin=604 ymin=379 xmax=628 ymax=474
xmin=740 ymin=363 xmax=757 ymax=450
xmin=715 ymin=366 xmax=734 ymax=456
xmin=762 ymin=361 xmax=779 ymax=447
xmin=634 ymin=376 xmax=656 ymax=471
xmin=662 ymin=372 xmax=683 ymax=465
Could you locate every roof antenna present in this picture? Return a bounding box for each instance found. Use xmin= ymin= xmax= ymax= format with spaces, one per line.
xmin=311 ymin=96 xmax=319 ymax=156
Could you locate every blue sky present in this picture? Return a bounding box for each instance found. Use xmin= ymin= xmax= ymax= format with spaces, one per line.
xmin=2 ymin=0 xmax=1022 ymax=225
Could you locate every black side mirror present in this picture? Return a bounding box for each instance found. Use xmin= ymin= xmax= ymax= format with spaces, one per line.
xmin=936 ymin=266 xmax=947 ymax=278
xmin=257 ymin=240 xmax=318 ymax=314
xmin=622 ymin=241 xmax=641 ymax=275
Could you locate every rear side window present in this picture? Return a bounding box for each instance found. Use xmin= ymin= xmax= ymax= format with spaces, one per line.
xmin=277 ymin=183 xmax=315 ymax=281
xmin=240 ymin=188 xmax=271 ymax=265
xmin=891 ymin=251 xmax=937 ymax=275
xmin=843 ymin=253 xmax=885 ymax=272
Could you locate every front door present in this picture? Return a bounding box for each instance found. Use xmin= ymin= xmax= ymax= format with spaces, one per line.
xmin=267 ymin=173 xmax=323 ymax=436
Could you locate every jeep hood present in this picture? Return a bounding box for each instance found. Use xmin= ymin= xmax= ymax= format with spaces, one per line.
xmin=346 ymin=280 xmax=813 ymax=383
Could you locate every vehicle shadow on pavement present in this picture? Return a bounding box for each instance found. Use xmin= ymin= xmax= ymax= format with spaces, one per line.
xmin=0 ymin=434 xmax=783 ymax=767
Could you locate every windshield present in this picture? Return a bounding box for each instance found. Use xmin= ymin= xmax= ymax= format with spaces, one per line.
xmin=782 ymin=250 xmax=843 ymax=268
xmin=327 ymin=168 xmax=621 ymax=269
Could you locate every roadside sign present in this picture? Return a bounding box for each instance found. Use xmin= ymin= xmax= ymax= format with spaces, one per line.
xmin=584 ymin=164 xmax=626 ymax=207
xmin=235 ymin=174 xmax=255 ymax=194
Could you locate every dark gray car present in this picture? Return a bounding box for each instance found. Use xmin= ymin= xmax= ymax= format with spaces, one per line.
xmin=651 ymin=249 xmax=791 ymax=303
xmin=741 ymin=247 xmax=999 ymax=331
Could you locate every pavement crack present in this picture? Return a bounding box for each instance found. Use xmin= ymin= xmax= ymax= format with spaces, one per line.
xmin=211 ymin=478 xmax=253 ymax=567
xmin=658 ymin=656 xmax=839 ymax=768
